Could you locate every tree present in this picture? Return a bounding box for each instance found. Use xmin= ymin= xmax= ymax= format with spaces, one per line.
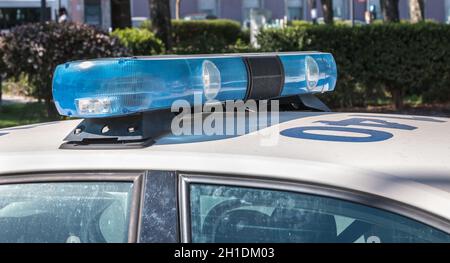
xmin=320 ymin=0 xmax=333 ymax=25
xmin=409 ymin=0 xmax=424 ymax=23
xmin=149 ymin=0 xmax=172 ymax=50
xmin=111 ymin=0 xmax=132 ymax=29
xmin=308 ymin=0 xmax=318 ymax=24
xmin=40 ymin=0 xmax=47 ymax=22
xmin=0 ymin=76 xmax=2 ymax=107
xmin=381 ymin=0 xmax=400 ymax=23
xmin=380 ymin=0 xmax=401 ymax=108
xmin=0 ymin=36 xmax=5 ymax=106
xmin=175 ymin=0 xmax=181 ymax=20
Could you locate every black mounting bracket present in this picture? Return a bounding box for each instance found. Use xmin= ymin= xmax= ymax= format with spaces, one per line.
xmin=297 ymin=94 xmax=331 ymax=112
xmin=279 ymin=94 xmax=331 ymax=112
xmin=60 ymin=109 xmax=175 ymax=149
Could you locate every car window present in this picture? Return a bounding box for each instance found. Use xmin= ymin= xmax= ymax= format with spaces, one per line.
xmin=0 ymin=182 xmax=133 ymax=243
xmin=189 ymin=184 xmax=450 ymax=243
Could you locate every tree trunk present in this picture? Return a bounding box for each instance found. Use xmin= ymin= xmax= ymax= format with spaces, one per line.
xmin=175 ymin=0 xmax=181 ymax=20
xmin=381 ymin=0 xmax=400 ymax=23
xmin=111 ymin=0 xmax=132 ymax=29
xmin=320 ymin=0 xmax=334 ymax=25
xmin=409 ymin=0 xmax=424 ymax=23
xmin=0 ymin=75 xmax=2 ymax=107
xmin=390 ymin=88 xmax=404 ymax=110
xmin=308 ymin=0 xmax=318 ymax=24
xmin=40 ymin=0 xmax=47 ymax=22
xmin=149 ymin=0 xmax=172 ymax=51
xmin=45 ymin=92 xmax=58 ymax=119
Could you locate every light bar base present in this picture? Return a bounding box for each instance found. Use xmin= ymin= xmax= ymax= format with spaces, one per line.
xmin=60 ymin=109 xmax=175 ymax=149
xmin=297 ymin=94 xmax=331 ymax=112
xmin=279 ymin=94 xmax=331 ymax=112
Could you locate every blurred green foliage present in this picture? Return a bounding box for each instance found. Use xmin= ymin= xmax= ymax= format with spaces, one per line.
xmin=0 ymin=22 xmax=129 ymax=116
xmin=258 ymin=22 xmax=450 ymax=108
xmin=141 ymin=19 xmax=245 ymax=54
xmin=111 ymin=27 xmax=164 ymax=55
xmin=290 ymin=20 xmax=312 ymax=27
xmin=0 ymin=102 xmax=56 ymax=128
xmin=2 ymin=74 xmax=34 ymax=97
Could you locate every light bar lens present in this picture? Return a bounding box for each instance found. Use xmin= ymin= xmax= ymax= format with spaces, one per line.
xmin=202 ymin=60 xmax=221 ymax=101
xmin=76 ymin=98 xmax=113 ymax=115
xmin=53 ymin=56 xmax=248 ymax=118
xmin=52 ymin=53 xmax=337 ymax=118
xmin=279 ymin=53 xmax=337 ymax=96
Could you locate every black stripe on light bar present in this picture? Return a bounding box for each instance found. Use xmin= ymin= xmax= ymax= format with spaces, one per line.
xmin=243 ymin=55 xmax=285 ymax=101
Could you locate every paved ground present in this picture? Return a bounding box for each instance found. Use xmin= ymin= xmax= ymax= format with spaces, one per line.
xmin=1 ymin=94 xmax=37 ymax=105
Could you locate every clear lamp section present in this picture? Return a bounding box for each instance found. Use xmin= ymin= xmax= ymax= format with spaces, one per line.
xmin=52 ymin=56 xmax=248 ymax=118
xmin=52 ymin=53 xmax=337 ymax=118
xmin=202 ymin=60 xmax=221 ymax=101
xmin=279 ymin=53 xmax=337 ymax=96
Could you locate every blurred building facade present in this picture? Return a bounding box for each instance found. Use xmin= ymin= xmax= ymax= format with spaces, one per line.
xmin=0 ymin=0 xmax=132 ymax=31
xmin=66 ymin=0 xmax=131 ymax=30
xmin=0 ymin=0 xmax=56 ymax=30
xmin=1 ymin=0 xmax=449 ymax=31
xmin=131 ymin=0 xmax=450 ymax=24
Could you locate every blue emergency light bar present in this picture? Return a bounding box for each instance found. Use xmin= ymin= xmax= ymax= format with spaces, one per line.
xmin=52 ymin=52 xmax=337 ymax=118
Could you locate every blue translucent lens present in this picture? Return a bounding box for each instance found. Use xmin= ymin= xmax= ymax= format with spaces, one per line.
xmin=52 ymin=53 xmax=337 ymax=118
xmin=279 ymin=53 xmax=337 ymax=96
xmin=52 ymin=56 xmax=248 ymax=118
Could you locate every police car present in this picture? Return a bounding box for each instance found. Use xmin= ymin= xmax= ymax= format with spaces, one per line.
xmin=0 ymin=52 xmax=449 ymax=243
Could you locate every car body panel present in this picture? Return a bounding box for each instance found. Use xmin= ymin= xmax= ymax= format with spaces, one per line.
xmin=0 ymin=112 xmax=450 ymax=221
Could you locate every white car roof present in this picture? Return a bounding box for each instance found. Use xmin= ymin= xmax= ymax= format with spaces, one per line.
xmin=1 ymin=111 xmax=450 ymax=220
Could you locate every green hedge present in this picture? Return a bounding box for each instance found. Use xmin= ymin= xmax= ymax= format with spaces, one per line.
xmin=172 ymin=19 xmax=243 ymax=54
xmin=1 ymin=22 xmax=128 ymax=116
xmin=111 ymin=28 xmax=164 ymax=55
xmin=258 ymin=23 xmax=450 ymax=108
xmin=290 ymin=20 xmax=312 ymax=27
xmin=141 ymin=19 xmax=245 ymax=54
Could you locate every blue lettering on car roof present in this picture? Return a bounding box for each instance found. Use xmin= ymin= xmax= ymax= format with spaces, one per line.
xmin=315 ymin=118 xmax=417 ymax=131
xmin=281 ymin=126 xmax=393 ymax=142
xmin=279 ymin=117 xmax=422 ymax=142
